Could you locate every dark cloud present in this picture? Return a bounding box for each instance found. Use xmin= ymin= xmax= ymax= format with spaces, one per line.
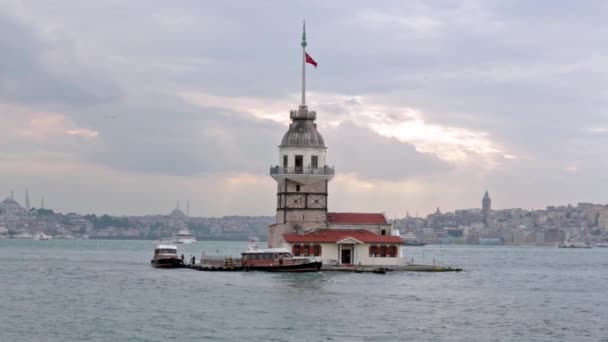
xmin=326 ymin=121 xmax=450 ymax=180
xmin=70 ymin=93 xmax=279 ymax=176
xmin=0 ymin=13 xmax=122 ymax=105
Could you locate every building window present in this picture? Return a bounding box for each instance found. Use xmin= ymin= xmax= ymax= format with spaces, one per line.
xmin=369 ymin=245 xmax=397 ymax=257
xmin=303 ymin=245 xmax=310 ymax=256
xmin=311 ymin=155 xmax=318 ymax=168
xmin=296 ymin=185 xmax=300 ymax=192
xmin=381 ymin=230 xmax=386 ymax=236
xmin=292 ymin=245 xmax=301 ymax=256
xmin=283 ymin=155 xmax=288 ymax=168
xmin=313 ymin=244 xmax=322 ymax=256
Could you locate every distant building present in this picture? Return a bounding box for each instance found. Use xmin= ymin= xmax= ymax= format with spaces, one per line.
xmin=544 ymin=228 xmax=566 ymax=243
xmin=482 ymin=190 xmax=492 ymax=228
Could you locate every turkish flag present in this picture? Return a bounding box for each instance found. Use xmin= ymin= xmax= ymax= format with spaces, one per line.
xmin=305 ymin=53 xmax=317 ymax=68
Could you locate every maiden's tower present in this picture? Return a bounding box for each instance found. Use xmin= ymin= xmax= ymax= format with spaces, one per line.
xmin=268 ymin=24 xmax=403 ymax=266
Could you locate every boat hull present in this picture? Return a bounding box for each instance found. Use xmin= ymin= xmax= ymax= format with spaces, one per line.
xmin=244 ymin=261 xmax=322 ymax=272
xmin=403 ymin=242 xmax=427 ymax=246
xmin=151 ymin=258 xmax=182 ymax=268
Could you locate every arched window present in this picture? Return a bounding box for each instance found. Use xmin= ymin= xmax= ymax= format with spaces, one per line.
xmin=380 ymin=245 xmax=387 ymax=257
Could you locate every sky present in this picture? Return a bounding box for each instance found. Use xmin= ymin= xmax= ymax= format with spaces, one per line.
xmin=1 ymin=0 xmax=608 ymax=217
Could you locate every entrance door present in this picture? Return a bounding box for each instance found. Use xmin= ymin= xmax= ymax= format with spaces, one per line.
xmin=295 ymin=155 xmax=303 ymax=173
xmin=341 ymin=248 xmax=352 ymax=264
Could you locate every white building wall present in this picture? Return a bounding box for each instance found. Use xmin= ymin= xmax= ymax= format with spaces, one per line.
xmin=282 ymin=242 xmax=403 ymax=266
xmin=279 ymin=147 xmax=327 ymax=168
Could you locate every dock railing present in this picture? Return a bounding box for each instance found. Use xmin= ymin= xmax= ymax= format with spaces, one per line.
xmin=199 ymin=255 xmax=242 ymax=267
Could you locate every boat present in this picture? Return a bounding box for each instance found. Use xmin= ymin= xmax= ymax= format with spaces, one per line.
xmin=174 ymin=229 xmax=196 ymax=244
xmin=595 ymin=243 xmax=608 ymax=248
xmin=33 ymin=232 xmax=52 ymax=240
xmin=241 ymin=247 xmax=322 ymax=272
xmin=151 ymin=244 xmax=182 ymax=268
xmin=403 ymin=240 xmax=427 ymax=246
xmin=557 ymin=241 xmax=593 ymax=249
xmin=402 ymin=233 xmax=426 ymax=246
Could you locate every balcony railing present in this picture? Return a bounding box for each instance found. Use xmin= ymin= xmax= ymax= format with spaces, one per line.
xmin=270 ymin=166 xmax=335 ymax=176
xmin=290 ymin=110 xmax=316 ymax=120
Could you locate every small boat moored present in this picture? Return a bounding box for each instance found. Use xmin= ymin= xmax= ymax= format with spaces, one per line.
xmin=151 ymin=244 xmax=182 ymax=268
xmin=241 ymin=247 xmax=322 ymax=272
xmin=557 ymin=241 xmax=593 ymax=249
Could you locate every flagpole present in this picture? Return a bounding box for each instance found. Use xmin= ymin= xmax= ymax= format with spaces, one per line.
xmin=301 ymin=20 xmax=307 ymax=107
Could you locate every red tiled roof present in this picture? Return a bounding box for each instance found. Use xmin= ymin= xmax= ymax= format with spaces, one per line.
xmin=283 ymin=229 xmax=403 ymax=244
xmin=327 ymin=212 xmax=388 ymax=225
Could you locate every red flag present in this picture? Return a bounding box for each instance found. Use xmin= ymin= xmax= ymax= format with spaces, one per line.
xmin=305 ymin=52 xmax=317 ymax=68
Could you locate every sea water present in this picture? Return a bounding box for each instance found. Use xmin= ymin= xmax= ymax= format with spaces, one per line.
xmin=1 ymin=240 xmax=607 ymax=341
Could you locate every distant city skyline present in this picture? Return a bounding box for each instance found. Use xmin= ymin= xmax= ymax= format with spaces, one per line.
xmin=1 ymin=2 xmax=607 ymax=216
xmin=2 ymin=187 xmax=607 ymax=219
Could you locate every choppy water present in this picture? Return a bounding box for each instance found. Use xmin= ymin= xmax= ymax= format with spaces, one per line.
xmin=1 ymin=240 xmax=607 ymax=341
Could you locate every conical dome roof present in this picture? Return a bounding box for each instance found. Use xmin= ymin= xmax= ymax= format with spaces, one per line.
xmin=280 ymin=106 xmax=325 ymax=148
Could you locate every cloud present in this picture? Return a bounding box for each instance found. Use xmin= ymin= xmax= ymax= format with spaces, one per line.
xmin=0 ymin=12 xmax=122 ymax=106
xmin=181 ymin=91 xmax=509 ymax=168
xmin=0 ymin=1 xmax=607 ymax=216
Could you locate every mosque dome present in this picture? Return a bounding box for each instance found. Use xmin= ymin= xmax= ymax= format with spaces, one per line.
xmin=169 ymin=208 xmax=186 ymax=218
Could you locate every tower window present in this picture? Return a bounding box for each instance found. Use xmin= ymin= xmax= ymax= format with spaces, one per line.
xmin=283 ymin=155 xmax=288 ymax=168
xmin=296 ymin=185 xmax=300 ymax=192
xmin=295 ymin=155 xmax=303 ymax=173
xmin=311 ymin=155 xmax=318 ymax=168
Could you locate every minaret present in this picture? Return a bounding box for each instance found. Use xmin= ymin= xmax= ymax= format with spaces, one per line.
xmin=482 ymin=189 xmax=491 ymax=228
xmin=268 ymin=22 xmax=334 ymax=247
xmin=186 ymin=200 xmax=190 ymax=217
xmin=41 ymin=197 xmax=45 ymax=209
xmin=10 ymin=190 xmax=14 ymax=200
xmin=25 ymin=189 xmax=30 ymax=210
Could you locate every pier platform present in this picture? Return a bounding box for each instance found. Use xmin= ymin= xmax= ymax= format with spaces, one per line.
xmin=321 ymin=264 xmax=463 ymax=273
xmin=180 ymin=259 xmax=462 ymax=273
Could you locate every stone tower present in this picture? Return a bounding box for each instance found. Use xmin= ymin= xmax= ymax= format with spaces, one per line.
xmin=268 ymin=22 xmax=334 ymax=247
xmin=482 ymin=189 xmax=491 ymax=228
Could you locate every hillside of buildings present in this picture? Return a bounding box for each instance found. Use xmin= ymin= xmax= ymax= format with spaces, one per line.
xmin=1 ymin=193 xmax=607 ymax=245
xmin=0 ymin=197 xmax=273 ymax=241
xmin=394 ymin=202 xmax=608 ymax=245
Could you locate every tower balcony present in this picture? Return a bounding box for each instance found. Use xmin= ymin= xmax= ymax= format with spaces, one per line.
xmin=290 ymin=109 xmax=316 ymax=120
xmin=270 ymin=165 xmax=335 ymax=185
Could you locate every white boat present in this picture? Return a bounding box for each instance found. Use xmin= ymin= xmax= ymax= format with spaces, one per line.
xmin=151 ymin=244 xmax=181 ymax=268
xmin=558 ymin=241 xmax=593 ymax=249
xmin=174 ymin=229 xmax=196 ymax=244
xmin=33 ymin=232 xmax=52 ymax=240
xmin=595 ymin=243 xmax=608 ymax=248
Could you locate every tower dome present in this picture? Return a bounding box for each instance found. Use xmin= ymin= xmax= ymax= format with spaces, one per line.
xmin=280 ymin=107 xmax=325 ymax=148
